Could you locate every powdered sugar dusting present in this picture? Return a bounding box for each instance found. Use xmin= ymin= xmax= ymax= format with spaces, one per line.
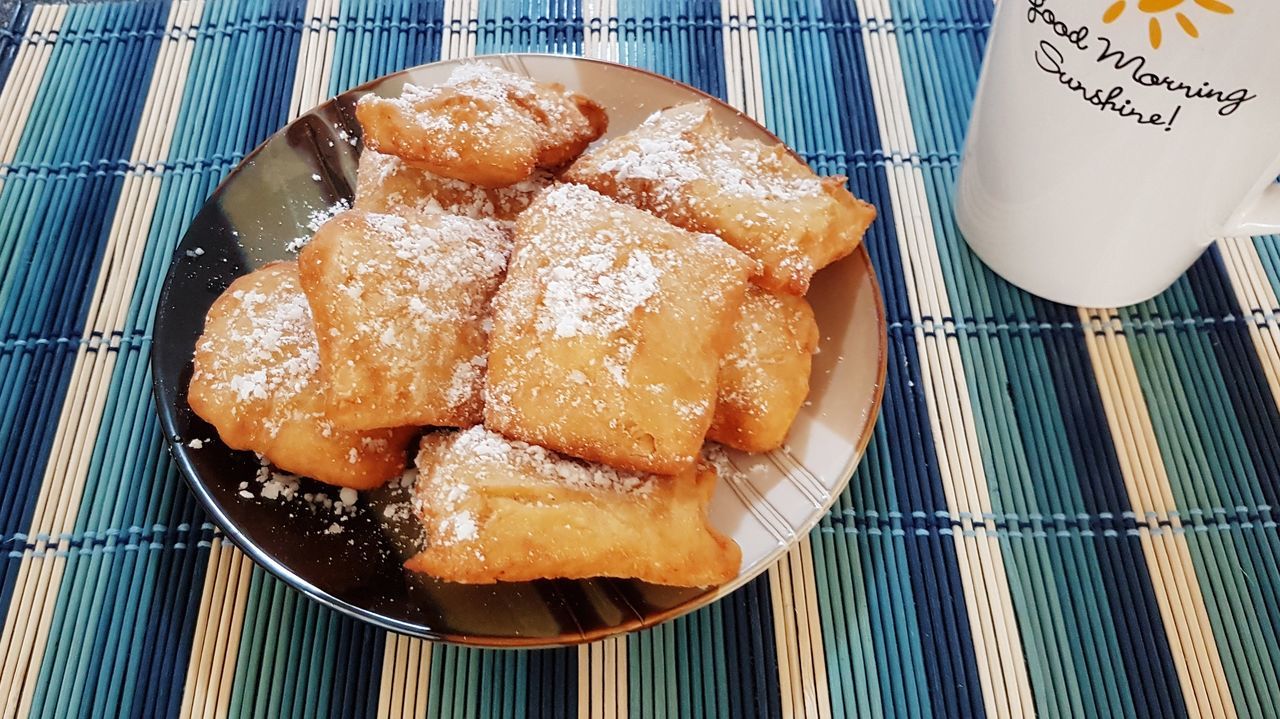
xmin=433 ymin=427 xmax=656 ymax=500
xmin=355 ymin=149 xmax=551 ymax=221
xmin=446 ymin=355 xmax=487 ymax=409
xmin=360 ymin=62 xmax=586 ymax=152
xmin=563 ymin=100 xmax=869 ymax=292
xmin=702 ymin=443 xmax=745 ymax=484
xmin=507 ymin=185 xmax=666 ymax=344
xmin=539 ymin=246 xmax=660 ymax=339
xmin=350 ymin=213 xmax=510 ymax=313
xmin=235 ymin=455 xmax=364 ymax=532
xmin=306 ymin=210 xmax=511 ymax=426
xmin=439 ymin=511 xmax=478 ymax=544
xmin=414 ymin=427 xmax=658 ymax=554
xmin=582 ymin=102 xmax=822 ymax=207
xmin=486 ymin=184 xmax=752 ymax=467
xmin=287 ymin=199 xmax=351 ymax=252
xmin=193 ymin=272 xmax=319 ymax=418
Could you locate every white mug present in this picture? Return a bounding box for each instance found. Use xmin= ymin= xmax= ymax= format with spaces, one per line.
xmin=956 ymin=0 xmax=1280 ymax=307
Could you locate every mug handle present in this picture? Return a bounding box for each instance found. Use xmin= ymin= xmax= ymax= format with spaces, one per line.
xmin=1224 ymin=182 xmax=1280 ymax=236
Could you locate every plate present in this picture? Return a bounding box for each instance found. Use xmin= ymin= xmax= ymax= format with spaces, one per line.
xmin=152 ymin=54 xmax=887 ymax=647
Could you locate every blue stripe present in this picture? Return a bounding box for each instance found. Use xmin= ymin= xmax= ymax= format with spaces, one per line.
xmin=526 ymin=646 xmax=577 ymax=719
xmin=1036 ymin=301 xmax=1189 ymax=719
xmin=803 ymin=0 xmax=986 ymax=714
xmin=0 ymin=0 xmax=168 ymax=652
xmin=228 ymin=569 xmax=388 ymax=717
xmin=328 ymin=0 xmax=444 ymax=97
xmin=614 ymin=0 xmax=726 ymax=102
xmin=474 ymin=0 xmax=583 ymax=55
xmin=727 ymin=575 xmax=783 ymax=718
xmin=1185 ymin=250 xmax=1280 ymax=508
xmin=25 ymin=1 xmax=314 ymax=715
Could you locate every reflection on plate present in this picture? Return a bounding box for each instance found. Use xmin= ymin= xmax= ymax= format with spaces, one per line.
xmin=151 ymin=54 xmax=886 ymax=647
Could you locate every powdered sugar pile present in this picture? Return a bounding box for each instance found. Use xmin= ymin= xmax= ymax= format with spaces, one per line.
xmin=445 ymin=355 xmax=487 ymax=408
xmin=378 ymin=468 xmax=419 ymax=522
xmin=356 ymin=149 xmax=550 ymax=221
xmin=192 ymin=273 xmax=320 ymax=424
xmin=538 ymin=247 xmax=660 ymax=339
xmin=582 ymin=102 xmax=823 ymax=208
xmin=701 ymin=442 xmax=746 ymax=483
xmin=412 ymin=426 xmax=663 ymax=554
xmin=358 ymin=148 xmax=401 ymax=189
xmin=446 ymin=426 xmax=655 ymax=496
xmin=235 ymin=455 xmax=363 ymax=534
xmin=287 ymin=198 xmax=351 ymax=252
xmin=372 ymin=62 xmax=570 ymax=145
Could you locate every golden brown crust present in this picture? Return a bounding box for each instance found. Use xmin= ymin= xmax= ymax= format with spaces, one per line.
xmin=708 ymin=287 xmax=818 ymax=452
xmin=354 ymin=149 xmax=551 ymax=220
xmin=403 ymin=428 xmax=742 ymax=586
xmin=563 ymin=101 xmax=876 ymax=294
xmin=356 ymin=63 xmax=607 ymax=188
xmin=187 ymin=262 xmax=415 ymax=489
xmin=297 ymin=209 xmax=512 ymax=431
xmin=483 ymin=184 xmax=754 ymax=475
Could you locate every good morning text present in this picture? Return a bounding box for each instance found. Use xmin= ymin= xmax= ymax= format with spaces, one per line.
xmin=1025 ymin=0 xmax=1255 ymax=132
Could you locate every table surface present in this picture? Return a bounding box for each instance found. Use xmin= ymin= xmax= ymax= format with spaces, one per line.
xmin=1 ymin=1 xmax=1278 ymax=718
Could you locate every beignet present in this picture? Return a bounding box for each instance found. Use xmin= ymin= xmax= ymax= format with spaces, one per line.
xmin=188 ymin=262 xmax=415 ymax=489
xmin=484 ymin=184 xmax=753 ymax=474
xmin=405 ymin=427 xmax=742 ymax=586
xmin=563 ymin=101 xmax=875 ymax=294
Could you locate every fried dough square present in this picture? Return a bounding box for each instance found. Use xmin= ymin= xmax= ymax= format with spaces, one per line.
xmin=484 ymin=184 xmax=753 ymax=474
xmin=356 ymin=62 xmax=607 ymax=188
xmin=188 ymin=262 xmax=416 ymax=489
xmin=563 ymin=101 xmax=876 ymax=294
xmin=354 ymin=148 xmax=551 ymax=221
xmin=708 ymin=286 xmax=819 ymax=452
xmin=297 ymin=209 xmax=512 ymax=430
xmin=404 ymin=427 xmax=742 ymax=586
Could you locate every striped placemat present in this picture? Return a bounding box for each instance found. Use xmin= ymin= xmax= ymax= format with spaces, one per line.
xmin=1 ymin=0 xmax=1278 ymax=717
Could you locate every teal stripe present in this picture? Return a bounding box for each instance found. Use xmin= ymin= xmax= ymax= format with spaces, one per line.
xmin=818 ymin=424 xmax=931 ymax=719
xmin=755 ymin=0 xmax=842 ymax=170
xmin=6 ymin=2 xmax=1280 ymax=717
xmin=0 ymin=2 xmax=188 ymax=716
xmin=629 ymin=577 xmax=780 ymax=719
xmin=883 ymin=0 xmax=1185 ymax=715
xmin=1123 ymin=279 xmax=1280 ymax=715
xmin=1256 ymin=235 xmax=1280 ymax=301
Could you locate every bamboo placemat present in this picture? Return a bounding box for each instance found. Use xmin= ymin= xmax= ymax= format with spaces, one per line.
xmin=1 ymin=0 xmax=1278 ymax=716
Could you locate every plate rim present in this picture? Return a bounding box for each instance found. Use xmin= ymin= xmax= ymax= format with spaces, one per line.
xmin=151 ymin=52 xmax=888 ymax=648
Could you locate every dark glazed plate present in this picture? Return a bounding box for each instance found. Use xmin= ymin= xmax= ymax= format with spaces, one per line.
xmin=152 ymin=54 xmax=887 ymax=646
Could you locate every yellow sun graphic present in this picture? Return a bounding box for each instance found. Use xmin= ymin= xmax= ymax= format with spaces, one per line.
xmin=1102 ymin=0 xmax=1234 ymax=49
